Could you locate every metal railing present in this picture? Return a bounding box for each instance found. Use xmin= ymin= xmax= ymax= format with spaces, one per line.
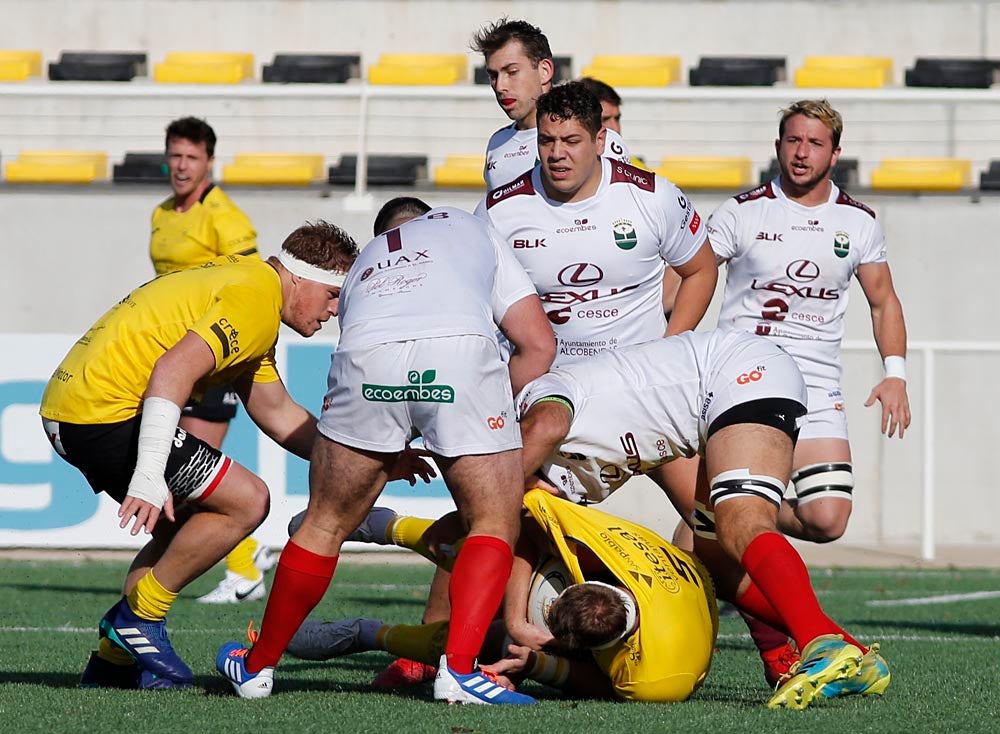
xmin=843 ymin=340 xmax=1000 ymax=560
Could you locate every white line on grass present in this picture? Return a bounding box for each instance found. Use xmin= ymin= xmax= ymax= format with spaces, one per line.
xmin=867 ymin=590 xmax=1000 ymax=606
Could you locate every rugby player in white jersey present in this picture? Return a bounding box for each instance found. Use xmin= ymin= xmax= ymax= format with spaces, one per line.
xmin=216 ymin=199 xmax=556 ymax=705
xmin=484 ymin=81 xmax=718 ymax=363
xmin=709 ymin=99 xmax=910 ymax=544
xmin=473 ymin=18 xmax=631 ymax=190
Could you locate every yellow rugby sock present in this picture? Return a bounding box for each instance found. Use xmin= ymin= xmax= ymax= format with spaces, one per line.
xmin=226 ymin=536 xmax=263 ymax=581
xmin=127 ymin=570 xmax=177 ymax=622
xmin=390 ymin=517 xmax=435 ymax=559
xmin=98 ymin=636 xmax=135 ymax=666
xmin=379 ymin=621 xmax=450 ymax=666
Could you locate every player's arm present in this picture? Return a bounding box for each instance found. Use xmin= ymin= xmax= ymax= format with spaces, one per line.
xmin=498 ymin=294 xmax=556 ymax=396
xmin=238 ymin=377 xmax=318 ymax=460
xmin=857 ymin=261 xmax=911 ymax=438
xmin=214 ymin=207 xmax=259 ymax=259
xmin=120 ymin=331 xmax=217 ymax=536
xmin=664 ymin=239 xmax=718 ymax=335
xmin=518 ymin=399 xmax=572 ymax=483
xmin=485 ymin=644 xmax=616 ymax=699
xmin=502 ymin=522 xmax=556 ymax=649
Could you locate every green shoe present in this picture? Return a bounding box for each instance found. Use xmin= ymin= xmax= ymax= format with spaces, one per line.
xmin=767 ymin=634 xmax=863 ymax=710
xmin=819 ymin=643 xmax=890 ymax=698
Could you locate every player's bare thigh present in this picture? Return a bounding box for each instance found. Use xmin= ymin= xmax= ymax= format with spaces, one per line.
xmin=436 ymin=448 xmax=524 ymax=548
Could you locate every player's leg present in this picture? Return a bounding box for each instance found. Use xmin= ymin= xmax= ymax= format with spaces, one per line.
xmin=778 ymin=436 xmax=853 ymax=542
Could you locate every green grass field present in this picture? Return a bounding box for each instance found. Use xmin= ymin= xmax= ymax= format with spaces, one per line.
xmin=1 ymin=557 xmax=998 ymax=733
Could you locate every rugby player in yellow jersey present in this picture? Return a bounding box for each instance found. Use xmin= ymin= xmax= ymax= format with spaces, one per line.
xmin=40 ymin=221 xmax=431 ymax=690
xmin=285 ymin=489 xmax=718 ymax=702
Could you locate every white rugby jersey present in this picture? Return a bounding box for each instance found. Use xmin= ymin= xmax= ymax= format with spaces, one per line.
xmin=485 ymin=158 xmax=706 ymax=365
xmin=338 ymin=207 xmax=537 ymax=350
xmin=709 ymin=178 xmax=886 ymax=384
xmin=516 ymin=329 xmax=806 ymax=502
xmin=484 ymin=123 xmax=631 ymax=190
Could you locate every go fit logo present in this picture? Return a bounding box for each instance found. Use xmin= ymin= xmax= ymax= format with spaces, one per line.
xmin=363 ymin=369 xmax=455 ymax=403
xmin=736 ymin=366 xmax=765 ymax=385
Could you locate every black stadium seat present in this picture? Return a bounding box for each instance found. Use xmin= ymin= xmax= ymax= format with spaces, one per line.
xmin=262 ymin=54 xmax=361 ymax=83
xmin=327 ymin=154 xmax=428 ymax=186
xmin=689 ymin=57 xmax=786 ymax=86
xmin=979 ymin=160 xmax=1000 ymax=190
xmin=113 ymin=152 xmax=168 ymax=184
xmin=474 ymin=55 xmax=573 ymax=85
xmin=759 ymin=158 xmax=858 ymax=189
xmin=48 ymin=52 xmax=147 ymax=81
xmin=905 ymin=57 xmax=999 ymax=88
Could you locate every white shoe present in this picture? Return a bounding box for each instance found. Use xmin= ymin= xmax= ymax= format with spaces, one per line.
xmin=216 ymin=642 xmax=274 ymax=699
xmin=286 ymin=617 xmax=376 ymax=660
xmin=197 ymin=570 xmax=265 ymax=604
xmin=252 ymin=545 xmax=277 ymax=573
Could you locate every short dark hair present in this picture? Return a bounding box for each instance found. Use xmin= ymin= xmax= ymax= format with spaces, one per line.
xmin=546 ymin=584 xmax=628 ymax=650
xmin=280 ymin=220 xmax=358 ymax=273
xmin=472 ymin=17 xmax=552 ymax=65
xmin=579 ymin=77 xmax=621 ymax=107
xmin=373 ymin=197 xmax=431 ymax=236
xmin=536 ymin=81 xmax=603 ymax=138
xmin=165 ymin=116 xmax=217 ymax=158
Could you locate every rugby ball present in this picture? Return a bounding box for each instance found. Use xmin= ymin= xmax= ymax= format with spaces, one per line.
xmin=526 ymin=556 xmax=572 ymax=633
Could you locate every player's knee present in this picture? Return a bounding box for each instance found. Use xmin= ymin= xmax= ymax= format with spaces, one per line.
xmin=234 ymin=475 xmax=270 ymax=530
xmin=791 ymin=462 xmax=853 ymax=542
xmin=709 ymin=470 xmax=784 ymax=557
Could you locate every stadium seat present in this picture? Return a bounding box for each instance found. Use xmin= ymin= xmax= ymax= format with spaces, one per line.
xmin=474 ymin=55 xmax=573 ymax=85
xmin=582 ymin=55 xmax=681 ymax=87
xmin=113 ymin=152 xmax=168 ymax=183
xmin=328 ymin=154 xmax=428 ymax=186
xmin=0 ymin=50 xmax=42 ymax=81
xmin=758 ymin=158 xmax=859 ymax=189
xmin=432 ymin=155 xmax=487 ymax=187
xmin=656 ymin=157 xmax=752 ymax=189
xmin=262 ymin=54 xmax=360 ymax=83
xmin=870 ymin=158 xmax=971 ymax=191
xmin=49 ymin=52 xmax=147 ymax=81
xmin=905 ymin=58 xmax=999 ymax=88
xmin=153 ymin=52 xmax=254 ymax=84
xmin=689 ymin=57 xmax=786 ymax=86
xmin=979 ymin=160 xmax=1000 ymax=190
xmin=794 ymin=56 xmax=893 ymax=88
xmin=368 ymin=54 xmax=468 ymax=85
xmin=5 ymin=151 xmax=108 ymax=183
xmin=222 ymin=154 xmax=326 ymax=185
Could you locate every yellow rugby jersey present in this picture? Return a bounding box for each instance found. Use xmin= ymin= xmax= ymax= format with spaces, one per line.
xmin=150 ymin=185 xmax=259 ymax=275
xmin=41 ymin=256 xmax=282 ymax=425
xmin=523 ymin=489 xmax=718 ymax=702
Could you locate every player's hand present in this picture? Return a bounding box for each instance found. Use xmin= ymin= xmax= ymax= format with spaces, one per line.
xmin=121 ymin=471 xmax=174 ymax=535
xmin=864 ymin=377 xmax=911 ymax=438
xmin=389 ymin=447 xmax=436 ymax=486
xmin=505 ymin=618 xmax=555 ymax=650
xmin=480 ymin=644 xmax=532 ymax=688
xmin=524 ymin=475 xmax=562 ymax=497
xmin=421 ymin=511 xmax=464 ymax=560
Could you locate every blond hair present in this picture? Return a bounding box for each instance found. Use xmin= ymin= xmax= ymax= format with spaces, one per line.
xmin=779 ymin=99 xmax=843 ymax=147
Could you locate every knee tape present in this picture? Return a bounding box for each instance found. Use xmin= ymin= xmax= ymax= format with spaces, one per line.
xmin=709 ymin=468 xmax=785 ymax=508
xmin=792 ymin=462 xmax=854 ymax=505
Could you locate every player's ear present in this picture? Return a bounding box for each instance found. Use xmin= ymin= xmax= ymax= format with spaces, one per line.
xmin=538 ymin=57 xmax=555 ymax=87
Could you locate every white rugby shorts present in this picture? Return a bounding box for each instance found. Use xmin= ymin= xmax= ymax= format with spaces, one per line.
xmin=319 ymin=335 xmax=521 ymax=457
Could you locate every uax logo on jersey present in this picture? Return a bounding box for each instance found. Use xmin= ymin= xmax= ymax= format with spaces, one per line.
xmin=612 ymin=219 xmax=638 ymax=250
xmin=736 ymin=366 xmax=766 ymax=385
xmin=362 ymin=369 xmax=455 ymax=403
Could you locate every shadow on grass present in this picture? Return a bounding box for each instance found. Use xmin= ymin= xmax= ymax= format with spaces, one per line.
xmin=853 ymin=617 xmax=1000 ymax=639
xmin=0 ymin=582 xmax=120 ymax=596
xmin=0 ymin=671 xmax=85 ymax=688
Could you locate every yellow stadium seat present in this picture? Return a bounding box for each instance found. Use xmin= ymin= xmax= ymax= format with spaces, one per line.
xmin=581 ymin=55 xmax=681 ymax=87
xmin=154 ymin=52 xmax=255 ymax=84
xmin=794 ymin=56 xmax=893 ymax=88
xmin=656 ymin=156 xmax=752 ymax=189
xmin=870 ymin=158 xmax=971 ymax=191
xmin=5 ymin=151 xmax=108 ymax=183
xmin=433 ymin=155 xmax=486 ymax=187
xmin=222 ymin=153 xmax=326 ymax=185
xmin=369 ymin=54 xmax=468 ymax=85
xmin=0 ymin=50 xmax=42 ymax=80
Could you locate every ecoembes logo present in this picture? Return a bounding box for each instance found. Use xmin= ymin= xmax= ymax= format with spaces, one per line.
xmin=363 ymin=369 xmax=455 ymax=403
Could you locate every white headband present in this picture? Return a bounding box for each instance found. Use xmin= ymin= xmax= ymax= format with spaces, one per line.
xmin=278 ymin=250 xmax=348 ymax=288
xmin=574 ymin=581 xmax=638 ymax=649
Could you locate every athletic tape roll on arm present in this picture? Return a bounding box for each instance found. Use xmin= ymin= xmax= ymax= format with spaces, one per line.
xmin=127 ymin=396 xmax=182 ymax=507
